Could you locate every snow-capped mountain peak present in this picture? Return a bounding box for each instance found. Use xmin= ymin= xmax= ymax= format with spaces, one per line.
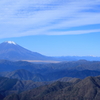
xmin=5 ymin=41 xmax=16 ymax=45
xmin=0 ymin=41 xmax=46 ymax=60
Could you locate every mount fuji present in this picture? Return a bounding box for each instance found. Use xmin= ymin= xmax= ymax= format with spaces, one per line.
xmin=0 ymin=41 xmax=100 ymax=61
xmin=0 ymin=41 xmax=51 ymax=61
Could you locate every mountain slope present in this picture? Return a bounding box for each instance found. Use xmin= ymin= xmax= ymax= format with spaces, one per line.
xmin=0 ymin=41 xmax=100 ymax=61
xmin=0 ymin=76 xmax=48 ymax=100
xmin=1 ymin=60 xmax=100 ymax=81
xmin=0 ymin=69 xmax=46 ymax=82
xmin=0 ymin=76 xmax=79 ymax=100
xmin=0 ymin=41 xmax=49 ymax=60
xmin=4 ymin=76 xmax=100 ymax=100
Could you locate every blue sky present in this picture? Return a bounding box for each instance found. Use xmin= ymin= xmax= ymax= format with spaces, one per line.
xmin=0 ymin=0 xmax=100 ymax=56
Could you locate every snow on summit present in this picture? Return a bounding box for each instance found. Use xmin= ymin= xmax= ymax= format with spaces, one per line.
xmin=5 ymin=41 xmax=16 ymax=45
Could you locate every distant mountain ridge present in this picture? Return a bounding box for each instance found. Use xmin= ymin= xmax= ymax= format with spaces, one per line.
xmin=0 ymin=41 xmax=100 ymax=61
xmin=1 ymin=60 xmax=100 ymax=81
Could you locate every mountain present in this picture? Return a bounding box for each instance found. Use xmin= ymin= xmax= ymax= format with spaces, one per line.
xmin=0 ymin=76 xmax=48 ymax=99
xmin=4 ymin=76 xmax=100 ymax=100
xmin=0 ymin=41 xmax=100 ymax=61
xmin=0 ymin=69 xmax=46 ymax=82
xmin=0 ymin=68 xmax=81 ymax=82
xmin=46 ymin=69 xmax=100 ymax=80
xmin=1 ymin=60 xmax=100 ymax=81
xmin=0 ymin=76 xmax=79 ymax=100
xmin=56 ymin=56 xmax=100 ymax=61
xmin=0 ymin=41 xmax=50 ymax=60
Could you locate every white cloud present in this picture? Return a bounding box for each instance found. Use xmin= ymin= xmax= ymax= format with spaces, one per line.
xmin=0 ymin=0 xmax=100 ymax=38
xmin=46 ymin=29 xmax=100 ymax=35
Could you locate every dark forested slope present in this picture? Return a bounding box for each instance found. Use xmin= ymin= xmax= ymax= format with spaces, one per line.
xmin=4 ymin=76 xmax=100 ymax=100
